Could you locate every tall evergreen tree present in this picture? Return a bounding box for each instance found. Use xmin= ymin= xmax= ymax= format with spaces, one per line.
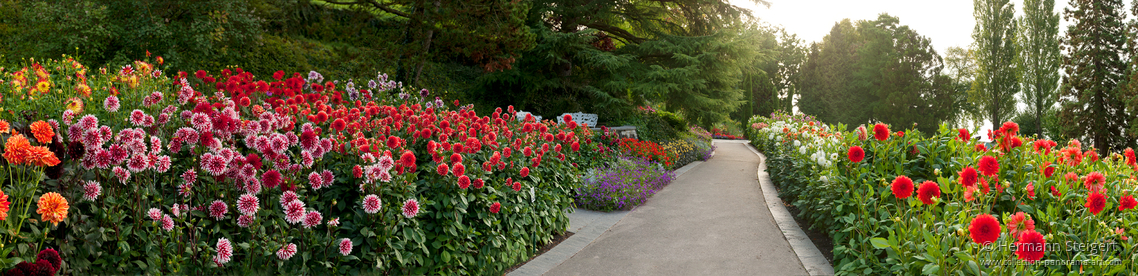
xmin=1059 ymin=0 xmax=1130 ymax=154
xmin=971 ymin=0 xmax=1019 ymax=129
xmin=1120 ymin=1 xmax=1138 ymax=143
xmin=1017 ymin=0 xmax=1061 ymax=138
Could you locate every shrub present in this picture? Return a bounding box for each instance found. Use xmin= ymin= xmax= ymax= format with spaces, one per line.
xmin=573 ymin=157 xmax=675 ymax=211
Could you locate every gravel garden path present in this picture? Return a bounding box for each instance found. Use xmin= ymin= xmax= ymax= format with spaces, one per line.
xmin=543 ymin=140 xmax=810 ymax=276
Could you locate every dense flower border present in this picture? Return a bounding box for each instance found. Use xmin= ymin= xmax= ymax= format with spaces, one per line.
xmin=750 ymin=112 xmax=1138 ymax=275
xmin=0 ymin=56 xmax=602 ymax=274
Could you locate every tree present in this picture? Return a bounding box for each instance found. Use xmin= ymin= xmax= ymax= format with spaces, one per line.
xmin=971 ymin=0 xmax=1019 ymax=129
xmin=1059 ymin=0 xmax=1131 ymax=155
xmin=943 ymin=46 xmax=984 ymax=129
xmin=799 ymin=19 xmax=862 ymax=125
xmin=322 ymin=0 xmax=536 ymax=85
xmin=1120 ymin=1 xmax=1138 ymax=144
xmin=798 ymin=14 xmax=962 ymax=133
xmin=732 ymin=26 xmax=804 ymax=122
xmin=466 ymin=0 xmax=768 ymax=128
xmin=858 ymin=15 xmax=959 ymax=133
xmin=1017 ymin=0 xmax=1061 ymax=138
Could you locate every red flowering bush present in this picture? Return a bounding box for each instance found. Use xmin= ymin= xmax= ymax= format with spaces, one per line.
xmin=0 ymin=57 xmax=600 ymax=274
xmin=615 ymin=138 xmax=677 ymax=167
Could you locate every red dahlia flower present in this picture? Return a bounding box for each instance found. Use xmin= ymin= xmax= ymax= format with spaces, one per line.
xmin=969 ymin=214 xmax=1000 ymax=245
xmin=452 ymin=162 xmax=465 ymax=176
xmin=957 ymin=128 xmax=970 ymax=141
xmin=1120 ymin=195 xmax=1137 ymax=211
xmin=847 ymin=146 xmax=864 ymax=163
xmin=436 ymin=163 xmax=449 ymax=176
xmin=873 ymin=123 xmax=889 ymax=141
xmin=1005 ymin=212 xmax=1035 ymax=239
xmin=1025 ymin=182 xmax=1035 ymax=199
xmin=490 ymin=202 xmax=501 ymax=213
xmin=1086 ymin=192 xmax=1106 ymax=215
xmin=458 ymin=175 xmax=471 ymax=189
xmin=400 ymin=150 xmax=416 ymax=167
xmin=1014 ymin=230 xmax=1046 ymax=263
xmin=958 ymin=166 xmax=978 ymax=188
xmin=891 ymin=176 xmax=914 ymax=199
xmin=977 ymin=156 xmax=999 ymax=177
xmin=1126 ymin=148 xmax=1137 ymax=167
xmin=1084 ymin=172 xmax=1105 ymax=193
xmin=916 ymin=181 xmax=940 ymax=205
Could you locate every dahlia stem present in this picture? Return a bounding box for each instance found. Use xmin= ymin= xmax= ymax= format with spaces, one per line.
xmin=35 ymin=226 xmax=46 ymax=255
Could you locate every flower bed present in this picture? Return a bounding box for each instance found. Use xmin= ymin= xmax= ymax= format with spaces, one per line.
xmin=750 ymin=112 xmax=1138 ymax=275
xmin=574 ymin=157 xmax=675 ymax=211
xmin=660 ymin=134 xmax=714 ymax=169
xmin=711 ymin=128 xmax=745 ymax=140
xmin=0 ymin=57 xmax=595 ymax=274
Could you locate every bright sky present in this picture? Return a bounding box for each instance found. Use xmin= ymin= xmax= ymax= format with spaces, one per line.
xmin=729 ymin=0 xmax=1083 ymax=137
xmin=732 ymin=0 xmax=1072 ymax=55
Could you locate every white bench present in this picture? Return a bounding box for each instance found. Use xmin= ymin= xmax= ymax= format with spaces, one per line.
xmin=558 ymin=113 xmax=597 ymax=128
xmin=515 ymin=111 xmax=542 ymax=122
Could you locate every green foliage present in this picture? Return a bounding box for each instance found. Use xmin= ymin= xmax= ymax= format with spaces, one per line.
xmin=1059 ymin=0 xmax=1132 ymax=154
xmin=799 ymin=15 xmax=963 ymax=133
xmin=971 ymin=0 xmax=1020 ymax=128
xmin=467 ymin=0 xmax=762 ymax=129
xmin=732 ymin=26 xmax=805 ymax=123
xmin=753 ymin=112 xmax=1138 ymax=275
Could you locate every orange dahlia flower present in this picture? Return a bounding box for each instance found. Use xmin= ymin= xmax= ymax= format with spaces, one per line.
xmin=0 ymin=120 xmax=9 ymax=134
xmin=27 ymin=146 xmax=60 ymax=167
xmin=36 ymin=192 xmax=69 ymax=226
xmin=29 ymin=121 xmax=54 ymax=144
xmin=3 ymin=134 xmax=32 ymax=165
xmin=0 ymin=190 xmax=9 ymax=221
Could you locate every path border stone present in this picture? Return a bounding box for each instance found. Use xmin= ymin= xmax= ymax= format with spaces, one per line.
xmin=742 ymin=141 xmax=835 ymax=276
xmin=507 ymin=154 xmax=709 ymax=276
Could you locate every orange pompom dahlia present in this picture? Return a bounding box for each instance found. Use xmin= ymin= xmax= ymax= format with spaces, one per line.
xmin=2 ymin=134 xmax=32 ymax=165
xmin=29 ymin=121 xmax=54 ymax=144
xmin=37 ymin=192 xmax=69 ymax=226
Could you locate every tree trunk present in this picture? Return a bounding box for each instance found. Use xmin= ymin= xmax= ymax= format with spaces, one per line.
xmin=414 ymin=29 xmax=434 ymax=86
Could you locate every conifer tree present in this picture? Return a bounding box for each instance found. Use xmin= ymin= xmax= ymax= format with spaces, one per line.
xmin=1059 ymin=0 xmax=1131 ymax=154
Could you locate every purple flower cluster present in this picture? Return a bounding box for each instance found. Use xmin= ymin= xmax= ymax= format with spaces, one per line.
xmin=701 ymin=144 xmax=717 ymax=161
xmin=574 ymin=157 xmax=676 ymax=211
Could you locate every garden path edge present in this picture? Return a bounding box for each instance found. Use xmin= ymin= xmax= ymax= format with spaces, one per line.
xmin=743 ymin=141 xmax=835 ymax=276
xmin=506 ymin=152 xmax=710 ymax=276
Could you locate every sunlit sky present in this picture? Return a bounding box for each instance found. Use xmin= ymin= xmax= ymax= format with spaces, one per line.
xmin=731 ymin=0 xmax=1073 ymax=55
xmin=728 ymin=0 xmax=1091 ymax=136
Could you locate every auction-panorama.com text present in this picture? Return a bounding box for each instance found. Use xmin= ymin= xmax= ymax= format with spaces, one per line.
xmin=979 ymin=259 xmax=1122 ymax=267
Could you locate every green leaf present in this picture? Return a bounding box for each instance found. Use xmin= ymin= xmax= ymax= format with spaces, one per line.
xmin=870 ymin=238 xmax=890 ymax=249
xmin=921 ymin=263 xmax=939 ymax=275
